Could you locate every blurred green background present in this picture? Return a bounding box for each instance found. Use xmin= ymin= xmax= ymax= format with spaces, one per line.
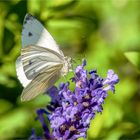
xmin=0 ymin=0 xmax=140 ymax=139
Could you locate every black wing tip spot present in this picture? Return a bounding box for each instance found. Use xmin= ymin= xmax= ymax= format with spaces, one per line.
xmin=23 ymin=13 xmax=35 ymax=25
xmin=28 ymin=32 xmax=33 ymax=37
xmin=25 ymin=13 xmax=34 ymax=20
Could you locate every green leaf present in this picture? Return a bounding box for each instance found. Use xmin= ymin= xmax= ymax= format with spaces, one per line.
xmin=124 ymin=52 xmax=140 ymax=71
xmin=0 ymin=99 xmax=13 ymax=114
xmin=7 ymin=0 xmax=27 ymax=24
xmin=119 ymin=127 xmax=140 ymax=139
xmin=48 ymin=0 xmax=77 ymax=11
xmin=2 ymin=27 xmax=15 ymax=54
xmin=0 ymin=108 xmax=33 ymax=139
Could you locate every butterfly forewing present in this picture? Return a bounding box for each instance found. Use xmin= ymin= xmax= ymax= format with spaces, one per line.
xmin=22 ymin=14 xmax=64 ymax=56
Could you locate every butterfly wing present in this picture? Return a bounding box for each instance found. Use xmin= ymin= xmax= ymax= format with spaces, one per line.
xmin=20 ymin=45 xmax=64 ymax=101
xmin=16 ymin=14 xmax=67 ymax=101
xmin=16 ymin=56 xmax=31 ymax=87
xmin=22 ymin=13 xmax=64 ymax=56
xmin=21 ymin=68 xmax=61 ymax=101
xmin=21 ymin=45 xmax=64 ymax=80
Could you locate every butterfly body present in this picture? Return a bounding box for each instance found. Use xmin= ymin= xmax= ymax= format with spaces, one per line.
xmin=16 ymin=14 xmax=71 ymax=101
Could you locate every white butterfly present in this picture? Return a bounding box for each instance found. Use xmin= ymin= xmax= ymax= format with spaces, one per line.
xmin=16 ymin=14 xmax=71 ymax=101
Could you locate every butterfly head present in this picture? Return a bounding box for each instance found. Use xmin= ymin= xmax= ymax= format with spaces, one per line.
xmin=61 ymin=56 xmax=72 ymax=76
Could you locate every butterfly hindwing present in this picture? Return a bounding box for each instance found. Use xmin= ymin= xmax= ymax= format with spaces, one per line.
xmin=16 ymin=56 xmax=31 ymax=87
xmin=21 ymin=45 xmax=64 ymax=80
xmin=21 ymin=68 xmax=61 ymax=101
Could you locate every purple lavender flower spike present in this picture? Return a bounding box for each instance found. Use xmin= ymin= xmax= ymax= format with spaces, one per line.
xmin=29 ymin=128 xmax=44 ymax=140
xmin=29 ymin=128 xmax=37 ymax=140
xmin=47 ymin=86 xmax=59 ymax=103
xmin=103 ymin=70 xmax=119 ymax=85
xmin=103 ymin=69 xmax=119 ymax=92
xmin=82 ymin=59 xmax=86 ymax=67
xmin=30 ymin=59 xmax=119 ymax=140
xmin=36 ymin=109 xmax=50 ymax=139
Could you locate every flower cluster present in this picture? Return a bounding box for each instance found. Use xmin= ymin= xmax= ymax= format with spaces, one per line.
xmin=29 ymin=59 xmax=119 ymax=140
